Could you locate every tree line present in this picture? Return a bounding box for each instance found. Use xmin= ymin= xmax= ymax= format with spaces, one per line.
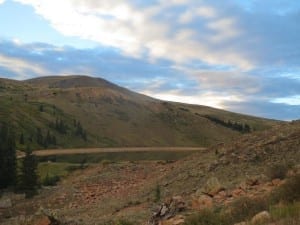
xmin=19 ymin=118 xmax=87 ymax=148
xmin=0 ymin=123 xmax=38 ymax=197
xmin=50 ymin=118 xmax=87 ymax=141
xmin=204 ymin=115 xmax=251 ymax=133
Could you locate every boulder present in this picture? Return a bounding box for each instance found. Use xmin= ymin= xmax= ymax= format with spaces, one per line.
xmin=34 ymin=216 xmax=51 ymax=225
xmin=231 ymin=188 xmax=246 ymax=197
xmin=191 ymin=194 xmax=213 ymax=210
xmin=271 ymin=178 xmax=281 ymax=186
xmin=199 ymin=177 xmax=224 ymax=197
xmin=251 ymin=211 xmax=271 ymax=224
xmin=0 ymin=197 xmax=12 ymax=209
xmin=150 ymin=196 xmax=186 ymax=225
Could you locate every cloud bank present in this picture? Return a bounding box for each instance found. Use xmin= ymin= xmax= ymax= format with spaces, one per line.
xmin=0 ymin=0 xmax=299 ymax=120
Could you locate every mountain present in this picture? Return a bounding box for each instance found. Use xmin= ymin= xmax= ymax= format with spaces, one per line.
xmin=0 ymin=75 xmax=279 ymax=150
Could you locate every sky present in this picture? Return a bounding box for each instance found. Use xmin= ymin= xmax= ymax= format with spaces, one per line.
xmin=0 ymin=0 xmax=300 ymax=120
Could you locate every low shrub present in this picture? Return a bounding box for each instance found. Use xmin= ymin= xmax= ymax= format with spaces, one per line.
xmin=270 ymin=174 xmax=300 ymax=204
xmin=65 ymin=165 xmax=82 ymax=172
xmin=42 ymin=173 xmax=60 ymax=186
xmin=267 ymin=164 xmax=289 ymax=180
xmin=227 ymin=196 xmax=268 ymax=223
xmin=183 ymin=209 xmax=229 ymax=225
xmin=270 ymin=202 xmax=300 ymax=220
xmin=154 ymin=184 xmax=161 ymax=203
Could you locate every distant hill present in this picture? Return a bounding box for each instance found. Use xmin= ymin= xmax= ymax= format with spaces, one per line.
xmin=0 ymin=75 xmax=279 ymax=150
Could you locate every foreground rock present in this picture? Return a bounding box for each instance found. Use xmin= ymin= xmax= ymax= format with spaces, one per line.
xmin=251 ymin=211 xmax=271 ymax=224
xmin=201 ymin=177 xmax=224 ymax=197
xmin=0 ymin=197 xmax=12 ymax=209
xmin=150 ymin=196 xmax=186 ymax=225
xmin=191 ymin=194 xmax=213 ymax=210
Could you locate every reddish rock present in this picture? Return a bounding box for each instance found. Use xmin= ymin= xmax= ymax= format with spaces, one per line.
xmin=246 ymin=176 xmax=259 ymax=186
xmin=271 ymin=178 xmax=281 ymax=186
xmin=191 ymin=195 xmax=213 ymax=210
xmin=213 ymin=190 xmax=227 ymax=203
xmin=199 ymin=177 xmax=225 ymax=197
xmin=231 ymin=188 xmax=246 ymax=197
xmin=34 ymin=216 xmax=51 ymax=225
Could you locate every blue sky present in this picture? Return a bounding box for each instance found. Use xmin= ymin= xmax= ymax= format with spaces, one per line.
xmin=0 ymin=0 xmax=300 ymax=120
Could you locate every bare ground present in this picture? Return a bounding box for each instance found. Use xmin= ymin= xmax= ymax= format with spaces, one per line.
xmin=33 ymin=147 xmax=206 ymax=156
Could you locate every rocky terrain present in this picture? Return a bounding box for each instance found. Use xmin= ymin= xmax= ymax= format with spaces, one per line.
xmin=1 ymin=121 xmax=300 ymax=225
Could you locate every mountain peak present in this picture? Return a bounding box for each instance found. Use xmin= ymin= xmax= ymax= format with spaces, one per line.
xmin=25 ymin=75 xmax=115 ymax=89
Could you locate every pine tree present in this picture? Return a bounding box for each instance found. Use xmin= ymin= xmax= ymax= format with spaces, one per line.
xmin=36 ymin=128 xmax=44 ymax=146
xmin=0 ymin=123 xmax=17 ymax=189
xmin=244 ymin=124 xmax=251 ymax=133
xmin=39 ymin=104 xmax=44 ymax=112
xmin=19 ymin=132 xmax=25 ymax=145
xmin=20 ymin=146 xmax=38 ymax=197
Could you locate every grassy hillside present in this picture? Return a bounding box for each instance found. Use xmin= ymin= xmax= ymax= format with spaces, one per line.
xmin=0 ymin=75 xmax=279 ymax=150
xmin=159 ymin=121 xmax=300 ymax=197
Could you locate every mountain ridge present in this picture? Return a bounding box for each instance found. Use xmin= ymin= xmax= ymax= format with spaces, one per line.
xmin=0 ymin=75 xmax=280 ymax=150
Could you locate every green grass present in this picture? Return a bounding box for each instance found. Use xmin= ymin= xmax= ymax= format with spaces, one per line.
xmin=38 ymin=162 xmax=81 ymax=181
xmin=37 ymin=151 xmax=195 ymax=164
xmin=270 ymin=202 xmax=300 ymax=220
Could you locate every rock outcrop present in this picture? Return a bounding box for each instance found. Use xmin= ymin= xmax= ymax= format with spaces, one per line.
xmin=150 ymin=196 xmax=186 ymax=225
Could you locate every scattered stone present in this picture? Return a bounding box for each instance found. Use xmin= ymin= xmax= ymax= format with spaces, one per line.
xmin=251 ymin=211 xmax=271 ymax=224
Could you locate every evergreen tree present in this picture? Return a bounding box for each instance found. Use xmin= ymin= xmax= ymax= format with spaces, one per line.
xmin=36 ymin=128 xmax=44 ymax=146
xmin=39 ymin=104 xmax=44 ymax=112
xmin=20 ymin=146 xmax=38 ymax=197
xmin=0 ymin=123 xmax=17 ymax=189
xmin=75 ymin=121 xmax=83 ymax=136
xmin=55 ymin=119 xmax=67 ymax=134
xmin=51 ymin=135 xmax=57 ymax=145
xmin=19 ymin=132 xmax=25 ymax=145
xmin=244 ymin=124 xmax=251 ymax=133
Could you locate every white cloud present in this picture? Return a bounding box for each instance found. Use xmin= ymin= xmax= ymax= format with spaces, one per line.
xmin=207 ymin=18 xmax=241 ymax=42
xmin=172 ymin=64 xmax=261 ymax=95
xmin=0 ymin=0 xmax=5 ymax=4
xmin=0 ymin=54 xmax=48 ymax=79
xmin=271 ymin=95 xmax=300 ymax=105
xmin=14 ymin=0 xmax=253 ymax=70
xmin=179 ymin=6 xmax=217 ymax=23
xmin=142 ymin=89 xmax=242 ymax=109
